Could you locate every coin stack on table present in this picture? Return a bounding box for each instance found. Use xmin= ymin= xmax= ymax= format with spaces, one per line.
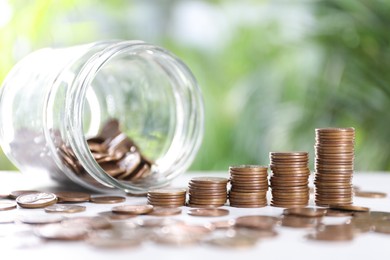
xmin=228 ymin=165 xmax=268 ymax=208
xmin=314 ymin=128 xmax=355 ymax=206
xmin=269 ymin=152 xmax=310 ymax=208
xmin=147 ymin=188 xmax=187 ymax=207
xmin=187 ymin=177 xmax=229 ymax=208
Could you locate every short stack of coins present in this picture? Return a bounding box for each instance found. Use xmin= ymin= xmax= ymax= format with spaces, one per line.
xmin=228 ymin=165 xmax=268 ymax=208
xmin=147 ymin=188 xmax=187 ymax=207
xmin=187 ymin=177 xmax=229 ymax=208
xmin=314 ymin=128 xmax=355 ymax=206
xmin=269 ymin=152 xmax=310 ymax=208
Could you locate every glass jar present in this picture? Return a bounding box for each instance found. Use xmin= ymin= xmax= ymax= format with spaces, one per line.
xmin=0 ymin=40 xmax=204 ymax=194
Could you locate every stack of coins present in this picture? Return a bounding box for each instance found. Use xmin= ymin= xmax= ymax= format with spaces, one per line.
xmin=269 ymin=152 xmax=310 ymax=208
xmin=314 ymin=128 xmax=355 ymax=206
xmin=187 ymin=177 xmax=229 ymax=208
xmin=228 ymin=165 xmax=268 ymax=208
xmin=147 ymin=188 xmax=187 ymax=207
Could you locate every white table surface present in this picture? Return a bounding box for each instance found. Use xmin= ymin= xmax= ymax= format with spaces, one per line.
xmin=1 ymin=171 xmax=390 ymax=260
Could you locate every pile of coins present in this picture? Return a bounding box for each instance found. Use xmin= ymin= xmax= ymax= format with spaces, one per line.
xmin=269 ymin=152 xmax=310 ymax=208
xmin=314 ymin=128 xmax=355 ymax=206
xmin=187 ymin=177 xmax=228 ymax=207
xmin=147 ymin=188 xmax=187 ymax=208
xmin=228 ymin=165 xmax=268 ymax=208
xmin=59 ymin=119 xmax=152 ymax=181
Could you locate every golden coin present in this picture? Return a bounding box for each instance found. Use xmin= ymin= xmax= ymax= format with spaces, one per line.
xmin=90 ymin=195 xmax=126 ymax=204
xmin=188 ymin=208 xmax=229 ymax=217
xmin=55 ymin=191 xmax=91 ymax=203
xmin=0 ymin=201 xmax=17 ymax=211
xmin=16 ymin=192 xmax=57 ymax=209
xmin=44 ymin=204 xmax=86 ymax=213
xmin=112 ymin=204 xmax=153 ymax=215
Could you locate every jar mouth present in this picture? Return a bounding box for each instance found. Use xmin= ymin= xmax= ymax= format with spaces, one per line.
xmin=66 ymin=41 xmax=204 ymax=193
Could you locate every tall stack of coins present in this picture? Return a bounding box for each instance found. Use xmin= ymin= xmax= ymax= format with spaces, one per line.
xmin=59 ymin=119 xmax=152 ymax=181
xmin=147 ymin=188 xmax=187 ymax=208
xmin=228 ymin=165 xmax=268 ymax=208
xmin=187 ymin=177 xmax=229 ymax=208
xmin=269 ymin=152 xmax=310 ymax=208
xmin=314 ymin=128 xmax=355 ymax=206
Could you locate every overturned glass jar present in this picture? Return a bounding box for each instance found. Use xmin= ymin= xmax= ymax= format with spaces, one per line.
xmin=0 ymin=40 xmax=204 ymax=193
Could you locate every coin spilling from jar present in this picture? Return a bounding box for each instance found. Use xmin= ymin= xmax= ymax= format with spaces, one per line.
xmin=59 ymin=119 xmax=153 ymax=182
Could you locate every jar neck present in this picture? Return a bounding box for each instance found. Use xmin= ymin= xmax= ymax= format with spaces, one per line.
xmin=63 ymin=41 xmax=204 ymax=193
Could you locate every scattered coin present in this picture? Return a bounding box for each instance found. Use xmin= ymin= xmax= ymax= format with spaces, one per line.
xmin=330 ymin=205 xmax=370 ymax=212
xmin=9 ymin=190 xmax=39 ymax=200
xmin=148 ymin=207 xmax=182 ymax=216
xmin=0 ymin=201 xmax=17 ymax=211
xmin=325 ymin=209 xmax=354 ymax=217
xmin=235 ymin=215 xmax=279 ymax=230
xmin=281 ymin=215 xmax=321 ymax=228
xmin=34 ymin=223 xmax=88 ymax=241
xmin=55 ymin=191 xmax=91 ymax=203
xmin=188 ymin=208 xmax=229 ymax=217
xmin=86 ymin=229 xmax=143 ymax=248
xmin=16 ymin=192 xmax=57 ymax=209
xmin=90 ymin=195 xmax=126 ymax=204
xmin=151 ymin=223 xmax=212 ymax=246
xmin=112 ymin=204 xmax=154 ymax=215
xmin=99 ymin=211 xmax=137 ymax=220
xmin=307 ymin=224 xmax=355 ymax=241
xmin=18 ymin=214 xmax=65 ymax=224
xmin=283 ymin=207 xmax=327 ymax=218
xmin=44 ymin=204 xmax=86 ymax=213
xmin=205 ymin=235 xmax=257 ymax=248
xmin=373 ymin=221 xmax=390 ymax=234
xmin=61 ymin=216 xmax=111 ymax=230
xmin=354 ymin=191 xmax=387 ymax=198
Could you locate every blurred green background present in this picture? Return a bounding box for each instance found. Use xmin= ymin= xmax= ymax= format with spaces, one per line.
xmin=0 ymin=0 xmax=389 ymax=172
